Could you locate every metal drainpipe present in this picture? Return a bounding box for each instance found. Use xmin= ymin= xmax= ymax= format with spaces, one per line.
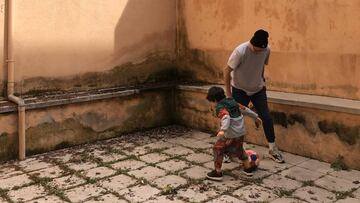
xmin=5 ymin=0 xmax=26 ymax=160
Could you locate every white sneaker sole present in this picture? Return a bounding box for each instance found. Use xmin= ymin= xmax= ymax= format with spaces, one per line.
xmin=206 ymin=175 xmax=223 ymax=181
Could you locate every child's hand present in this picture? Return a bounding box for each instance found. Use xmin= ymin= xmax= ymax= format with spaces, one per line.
xmin=217 ymin=130 xmax=225 ymax=137
xmin=255 ymin=117 xmax=262 ymax=129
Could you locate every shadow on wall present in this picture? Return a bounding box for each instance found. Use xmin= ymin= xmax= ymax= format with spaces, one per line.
xmin=20 ymin=0 xmax=176 ymax=96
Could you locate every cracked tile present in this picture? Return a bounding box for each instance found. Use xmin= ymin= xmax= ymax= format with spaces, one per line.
xmin=163 ymin=146 xmax=194 ymax=156
xmin=179 ymin=165 xmax=209 ymax=180
xmin=50 ymin=174 xmax=86 ymax=190
xmin=84 ymin=194 xmax=127 ymax=203
xmin=177 ymin=184 xmax=219 ymax=202
xmin=315 ymin=175 xmax=358 ymax=192
xmin=293 ymin=186 xmax=336 ymax=203
xmin=66 ymin=161 xmax=98 ymax=171
xmin=128 ymin=166 xmax=166 ymax=181
xmin=99 ymin=174 xmax=137 ymax=191
xmin=0 ymin=174 xmax=32 ymax=190
xmin=111 ymin=159 xmax=146 ymax=171
xmin=145 ymin=196 xmax=185 ymax=203
xmin=82 ymin=166 xmax=116 ymax=179
xmin=139 ymin=153 xmax=170 ymax=163
xmin=118 ymin=185 xmax=160 ymax=202
xmin=270 ymin=197 xmax=307 ymax=203
xmin=65 ymin=184 xmax=106 ymax=203
xmin=8 ymin=185 xmax=47 ymax=202
xmin=262 ymin=174 xmax=302 ymax=191
xmin=30 ymin=166 xmax=66 ymax=178
xmin=26 ymin=195 xmax=66 ymax=203
xmin=297 ymin=159 xmax=334 ymax=174
xmin=281 ymin=152 xmax=310 ymax=166
xmin=329 ymin=169 xmax=360 ymax=183
xmin=232 ymin=185 xmax=278 ymax=202
xmin=203 ymin=175 xmax=245 ymax=192
xmin=153 ymin=175 xmax=187 ymax=188
xmin=206 ymin=195 xmax=246 ymax=203
xmin=185 ymin=153 xmax=213 ymax=163
xmin=335 ymin=198 xmax=360 ymax=203
xmin=259 ymin=159 xmax=293 ymax=173
xmin=19 ymin=159 xmax=53 ymax=172
xmin=156 ymin=159 xmax=191 ymax=172
xmin=280 ymin=166 xmax=324 ymax=182
xmin=91 ymin=149 xmax=127 ymax=163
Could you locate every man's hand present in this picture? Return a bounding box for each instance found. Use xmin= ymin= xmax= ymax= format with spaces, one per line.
xmin=255 ymin=117 xmax=262 ymax=129
xmin=217 ymin=130 xmax=225 ymax=137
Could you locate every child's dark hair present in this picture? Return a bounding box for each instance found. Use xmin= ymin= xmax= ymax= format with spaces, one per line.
xmin=206 ymin=86 xmax=226 ymax=102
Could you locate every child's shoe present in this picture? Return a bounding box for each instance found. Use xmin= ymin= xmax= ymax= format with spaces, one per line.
xmin=206 ymin=170 xmax=223 ymax=181
xmin=241 ymin=167 xmax=254 ymax=176
xmin=223 ymin=154 xmax=231 ymax=163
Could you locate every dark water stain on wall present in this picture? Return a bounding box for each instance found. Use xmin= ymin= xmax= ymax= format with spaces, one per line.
xmin=318 ymin=120 xmax=359 ymax=146
xmin=21 ymin=90 xmax=174 ymax=158
xmin=18 ymin=54 xmax=176 ymax=97
xmin=0 ymin=132 xmax=17 ymax=161
xmin=270 ymin=110 xmax=359 ymax=146
xmin=175 ymin=1 xmax=222 ymax=84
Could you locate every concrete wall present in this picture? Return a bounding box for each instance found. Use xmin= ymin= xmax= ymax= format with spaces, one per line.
xmin=1 ymin=0 xmax=176 ymax=95
xmin=0 ymin=89 xmax=174 ymax=160
xmin=175 ymin=88 xmax=360 ymax=170
xmin=178 ymin=0 xmax=360 ymax=100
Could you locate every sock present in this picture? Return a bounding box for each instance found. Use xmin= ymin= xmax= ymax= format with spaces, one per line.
xmin=268 ymin=142 xmax=275 ymax=151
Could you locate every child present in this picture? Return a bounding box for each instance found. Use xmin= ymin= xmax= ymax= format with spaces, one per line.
xmin=206 ymin=86 xmax=262 ymax=181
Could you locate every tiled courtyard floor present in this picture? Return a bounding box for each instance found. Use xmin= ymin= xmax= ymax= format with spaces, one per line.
xmin=0 ymin=126 xmax=359 ymax=203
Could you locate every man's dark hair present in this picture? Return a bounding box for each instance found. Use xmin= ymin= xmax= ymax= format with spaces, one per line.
xmin=206 ymin=86 xmax=226 ymax=102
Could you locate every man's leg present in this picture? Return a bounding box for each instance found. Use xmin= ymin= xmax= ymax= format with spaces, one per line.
xmin=232 ymin=87 xmax=250 ymax=106
xmin=250 ymin=87 xmax=284 ymax=163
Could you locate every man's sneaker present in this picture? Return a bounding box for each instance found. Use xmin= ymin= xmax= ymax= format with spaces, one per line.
xmin=223 ymin=154 xmax=231 ymax=163
xmin=268 ymin=148 xmax=285 ymax=163
xmin=242 ymin=167 xmax=254 ymax=176
xmin=206 ymin=170 xmax=223 ymax=181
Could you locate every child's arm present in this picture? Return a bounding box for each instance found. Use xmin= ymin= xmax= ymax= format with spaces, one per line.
xmin=239 ymin=104 xmax=262 ymax=128
xmin=217 ymin=108 xmax=230 ymax=137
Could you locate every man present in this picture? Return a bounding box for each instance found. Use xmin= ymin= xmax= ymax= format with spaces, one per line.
xmin=224 ymin=29 xmax=284 ymax=163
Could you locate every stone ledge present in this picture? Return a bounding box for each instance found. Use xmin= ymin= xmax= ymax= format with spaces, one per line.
xmin=0 ymin=84 xmax=174 ymax=114
xmin=177 ymin=85 xmax=360 ymax=115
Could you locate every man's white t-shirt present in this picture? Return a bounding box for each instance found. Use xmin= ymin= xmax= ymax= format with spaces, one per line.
xmin=227 ymin=41 xmax=270 ymax=95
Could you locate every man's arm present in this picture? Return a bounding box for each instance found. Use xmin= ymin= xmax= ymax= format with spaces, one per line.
xmin=224 ymin=65 xmax=232 ymax=98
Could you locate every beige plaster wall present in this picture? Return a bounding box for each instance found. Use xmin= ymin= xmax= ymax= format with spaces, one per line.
xmin=175 ymin=89 xmax=360 ymax=170
xmin=2 ymin=0 xmax=175 ymax=95
xmin=0 ymin=0 xmax=4 ymax=97
xmin=0 ymin=90 xmax=174 ymax=160
xmin=179 ymin=0 xmax=360 ymax=100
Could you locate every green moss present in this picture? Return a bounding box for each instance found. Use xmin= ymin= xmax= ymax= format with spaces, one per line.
xmin=318 ymin=120 xmax=359 ymax=145
xmin=330 ymin=155 xmax=349 ymax=171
